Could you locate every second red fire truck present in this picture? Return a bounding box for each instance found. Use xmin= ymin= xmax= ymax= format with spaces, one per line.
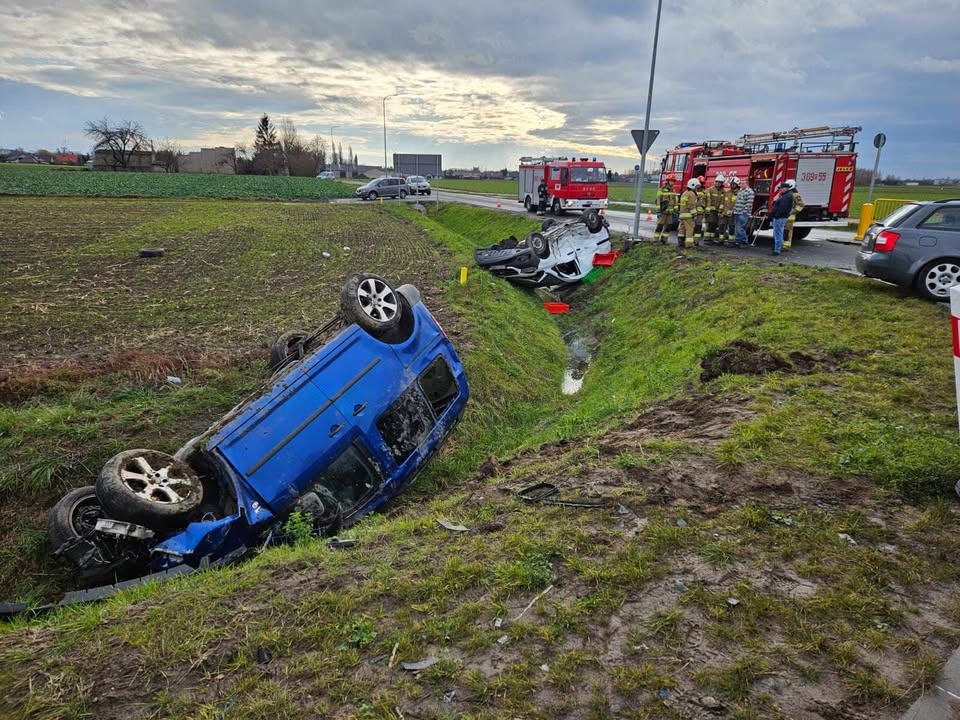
xmin=659 ymin=126 xmax=861 ymax=239
xmin=518 ymin=157 xmax=608 ymax=215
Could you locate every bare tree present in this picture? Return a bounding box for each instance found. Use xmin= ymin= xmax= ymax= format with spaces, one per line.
xmin=84 ymin=118 xmax=149 ymax=170
xmin=222 ymin=142 xmax=250 ymax=174
xmin=309 ymin=134 xmax=327 ymax=173
xmin=154 ymin=137 xmax=181 ymax=173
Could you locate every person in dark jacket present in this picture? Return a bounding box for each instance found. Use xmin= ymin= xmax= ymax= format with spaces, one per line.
xmin=537 ymin=179 xmax=549 ymax=215
xmin=770 ymin=181 xmax=794 ymax=255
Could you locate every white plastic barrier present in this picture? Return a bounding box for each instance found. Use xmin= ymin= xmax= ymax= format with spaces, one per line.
xmin=953 ymin=285 xmax=960 ymax=433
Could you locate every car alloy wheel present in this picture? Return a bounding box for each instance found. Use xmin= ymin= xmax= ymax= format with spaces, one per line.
xmin=357 ymin=276 xmax=399 ymax=323
xmin=923 ymin=261 xmax=960 ymax=299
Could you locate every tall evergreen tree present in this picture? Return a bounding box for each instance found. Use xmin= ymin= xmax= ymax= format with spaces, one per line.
xmin=254 ymin=114 xmax=278 ymax=149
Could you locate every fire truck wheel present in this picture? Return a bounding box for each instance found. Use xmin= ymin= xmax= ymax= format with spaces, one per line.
xmin=524 ymin=196 xmax=534 ymax=213
xmin=552 ymin=199 xmax=565 ymax=215
xmin=791 ymin=227 xmax=812 ymax=241
xmin=527 ymin=232 xmax=550 ymax=259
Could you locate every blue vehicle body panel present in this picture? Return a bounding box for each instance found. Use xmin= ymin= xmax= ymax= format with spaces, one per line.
xmin=146 ymin=294 xmax=468 ymax=569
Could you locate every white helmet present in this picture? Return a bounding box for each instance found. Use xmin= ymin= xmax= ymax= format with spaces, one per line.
xmin=715 ymin=173 xmax=726 ymax=183
xmin=784 ymin=179 xmax=796 ymax=189
xmin=687 ymin=179 xmax=699 ymax=190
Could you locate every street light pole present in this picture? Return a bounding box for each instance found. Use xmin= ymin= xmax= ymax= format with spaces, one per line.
xmin=630 ymin=0 xmax=664 ymax=244
xmin=382 ymin=94 xmax=398 ymax=174
xmin=329 ymin=124 xmax=341 ymax=170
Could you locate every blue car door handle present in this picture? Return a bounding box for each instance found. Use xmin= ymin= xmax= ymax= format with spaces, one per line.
xmin=329 ymin=423 xmax=345 ymax=437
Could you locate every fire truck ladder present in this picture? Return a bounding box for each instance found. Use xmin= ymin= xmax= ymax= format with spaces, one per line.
xmin=736 ymin=126 xmax=862 ymax=154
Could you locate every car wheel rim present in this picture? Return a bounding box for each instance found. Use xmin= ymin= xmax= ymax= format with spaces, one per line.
xmin=926 ymin=264 xmax=960 ymax=296
xmin=356 ymin=277 xmax=399 ymax=323
xmin=120 ymin=454 xmax=195 ymax=504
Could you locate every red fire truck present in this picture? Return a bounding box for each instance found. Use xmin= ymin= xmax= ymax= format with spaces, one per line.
xmin=518 ymin=157 xmax=608 ymax=215
xmin=659 ymin=126 xmax=861 ymax=239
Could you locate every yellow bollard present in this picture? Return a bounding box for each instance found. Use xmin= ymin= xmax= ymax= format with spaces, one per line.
xmin=855 ymin=202 xmax=875 ymax=241
xmin=379 ymin=197 xmax=383 ymax=206
xmin=459 ymin=267 xmax=468 ymax=285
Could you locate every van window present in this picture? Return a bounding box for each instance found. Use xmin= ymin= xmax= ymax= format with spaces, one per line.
xmin=314 ymin=442 xmax=382 ymax=509
xmin=419 ymin=357 xmax=458 ymax=416
xmin=377 ymin=385 xmax=433 ymax=463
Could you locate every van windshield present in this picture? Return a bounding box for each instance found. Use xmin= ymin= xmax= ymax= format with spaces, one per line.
xmin=570 ymin=167 xmax=607 ymax=184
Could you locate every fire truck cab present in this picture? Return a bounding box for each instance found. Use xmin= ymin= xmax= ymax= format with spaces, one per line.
xmin=660 ymin=126 xmax=860 ymax=240
xmin=519 ymin=157 xmax=608 ymax=215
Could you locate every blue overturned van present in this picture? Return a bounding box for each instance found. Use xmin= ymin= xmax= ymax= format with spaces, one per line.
xmin=48 ymin=274 xmax=469 ymax=585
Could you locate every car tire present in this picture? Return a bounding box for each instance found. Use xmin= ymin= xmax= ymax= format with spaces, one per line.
xmin=96 ymin=449 xmax=204 ymax=530
xmin=528 ymin=232 xmax=550 ymax=259
xmin=297 ymin=485 xmax=343 ymax=535
xmin=269 ymin=329 xmax=309 ymax=372
xmin=541 ymin=218 xmax=556 ymax=231
xmin=368 ymin=191 xmax=378 ymax=201
xmin=426 ymin=189 xmax=431 ymax=196
xmin=399 ymin=189 xmax=407 ymax=199
xmin=340 ymin=273 xmax=403 ymax=337
xmin=917 ymin=259 xmax=960 ymax=302
xmin=583 ymin=209 xmax=604 ymax=234
xmin=48 ymin=486 xmax=104 ymax=555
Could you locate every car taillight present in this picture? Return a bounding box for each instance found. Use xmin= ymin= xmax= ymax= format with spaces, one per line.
xmin=874 ymin=230 xmax=900 ymax=252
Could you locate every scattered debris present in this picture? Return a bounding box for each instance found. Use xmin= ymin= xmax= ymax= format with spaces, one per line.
xmin=726 ymin=597 xmax=741 ymax=608
xmin=342 ymin=246 xmax=351 ymax=252
xmin=517 ymin=482 xmax=610 ymax=509
xmin=879 ymin=543 xmax=898 ymax=554
xmin=838 ymin=533 xmax=857 ymax=545
xmin=658 ymin=689 xmax=669 ymax=700
xmin=327 ymin=537 xmax=360 ymax=549
xmin=617 ymin=504 xmax=632 ymax=516
xmin=255 ymin=646 xmax=273 ymax=664
xmin=165 ymin=375 xmax=182 ymax=385
xmin=513 ymin=584 xmax=554 ymax=621
xmin=674 ymin=579 xmax=688 ymax=592
xmin=401 ymin=657 xmax=439 ymax=672
xmin=321 ymin=251 xmax=331 ymax=258
xmin=493 ymin=617 xmax=503 ymax=629
xmin=437 ymin=518 xmax=469 ymax=532
xmin=138 ymin=247 xmax=165 ymax=258
xmin=388 ymin=642 xmax=399 ymax=668
xmin=443 ymin=690 xmax=456 ymax=703
xmin=676 ymin=518 xmax=688 ymax=528
xmin=497 ymin=634 xmax=509 ymax=645
xmin=540 ymin=664 xmax=550 ymax=672
xmin=698 ymin=695 xmax=724 ymax=711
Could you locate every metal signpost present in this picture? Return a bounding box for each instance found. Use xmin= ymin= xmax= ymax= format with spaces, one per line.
xmin=630 ymin=0 xmax=664 ymax=246
xmin=867 ymin=132 xmax=885 ymax=204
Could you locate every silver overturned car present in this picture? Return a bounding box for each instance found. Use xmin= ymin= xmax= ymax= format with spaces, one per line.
xmin=473 ymin=209 xmax=611 ymax=288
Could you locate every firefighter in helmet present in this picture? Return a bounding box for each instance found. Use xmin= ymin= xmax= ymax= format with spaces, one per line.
xmin=678 ymin=178 xmax=700 ymax=248
xmin=693 ymin=175 xmax=707 ymax=245
xmin=783 ymin=179 xmax=805 ymax=250
xmin=703 ymin=174 xmax=725 ymax=244
xmin=718 ymin=176 xmax=738 ymax=246
xmin=536 ymin=177 xmax=549 ymax=215
xmin=654 ymin=174 xmax=678 ymax=244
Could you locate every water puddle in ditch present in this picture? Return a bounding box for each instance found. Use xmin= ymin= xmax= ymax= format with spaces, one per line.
xmin=562 ymin=332 xmax=591 ymax=395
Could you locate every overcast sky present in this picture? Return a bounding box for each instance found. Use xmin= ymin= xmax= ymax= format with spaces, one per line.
xmin=1 ymin=0 xmax=959 ymax=176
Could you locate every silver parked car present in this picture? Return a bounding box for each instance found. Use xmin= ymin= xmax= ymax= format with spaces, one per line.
xmin=355 ymin=177 xmax=408 ymax=201
xmin=856 ymin=199 xmax=960 ymax=301
xmin=406 ymin=176 xmax=432 ymax=195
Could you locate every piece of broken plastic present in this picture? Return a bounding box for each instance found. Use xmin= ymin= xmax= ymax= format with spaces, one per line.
xmin=401 ymin=657 xmax=439 ymax=671
xmin=437 ymin=518 xmax=469 ymax=532
xmin=543 ymin=302 xmax=570 ymax=314
xmin=592 ymin=250 xmax=622 ymax=267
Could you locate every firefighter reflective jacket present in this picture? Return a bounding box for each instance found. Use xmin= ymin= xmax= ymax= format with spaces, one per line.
xmin=679 ymin=189 xmax=698 ymax=219
xmin=703 ymin=186 xmax=722 ymax=215
xmin=721 ymin=189 xmax=737 ymax=216
xmin=657 ymin=186 xmax=677 ymax=213
xmin=789 ymin=191 xmax=805 ymax=221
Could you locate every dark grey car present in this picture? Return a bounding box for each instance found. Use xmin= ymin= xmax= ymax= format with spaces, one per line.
xmin=355 ymin=177 xmax=408 ymax=201
xmin=855 ymin=199 xmax=960 ymax=301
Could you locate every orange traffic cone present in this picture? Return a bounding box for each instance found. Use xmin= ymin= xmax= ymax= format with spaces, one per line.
xmin=496 ymin=199 xmax=501 ymax=208
xmin=645 ymin=209 xmax=653 ymax=221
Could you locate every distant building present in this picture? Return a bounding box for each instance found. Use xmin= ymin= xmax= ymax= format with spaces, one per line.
xmin=93 ymin=149 xmax=158 ymax=171
xmin=179 ymin=147 xmax=235 ymax=174
xmin=394 ymin=153 xmax=442 ymax=178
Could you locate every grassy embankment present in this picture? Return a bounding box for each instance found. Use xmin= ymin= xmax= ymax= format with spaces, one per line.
xmin=0 ymin=163 xmax=356 ymax=200
xmin=2 ymin=202 xmax=960 ymax=719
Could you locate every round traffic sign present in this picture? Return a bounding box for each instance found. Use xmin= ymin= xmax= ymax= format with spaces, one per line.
xmin=873 ymin=132 xmax=886 ymax=149
xmin=635 ymin=164 xmax=640 ymax=171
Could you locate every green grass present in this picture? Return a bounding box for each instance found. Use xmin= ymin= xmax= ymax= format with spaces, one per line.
xmin=0 ymin=163 xmax=355 ymax=200
xmin=2 ymin=202 xmax=960 ymax=719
